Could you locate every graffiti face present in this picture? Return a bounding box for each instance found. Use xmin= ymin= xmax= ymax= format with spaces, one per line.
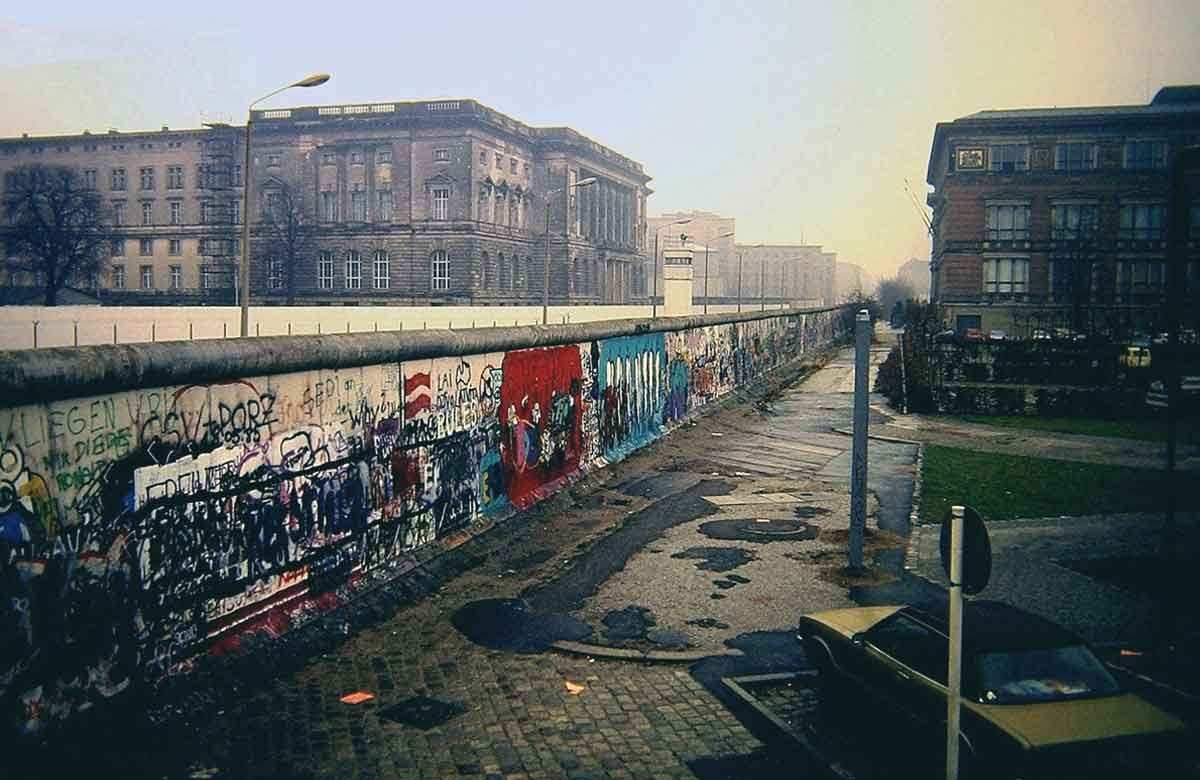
xmin=0 ymin=310 xmax=844 ymax=736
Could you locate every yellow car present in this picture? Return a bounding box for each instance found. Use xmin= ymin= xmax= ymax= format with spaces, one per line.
xmin=797 ymin=601 xmax=1189 ymax=778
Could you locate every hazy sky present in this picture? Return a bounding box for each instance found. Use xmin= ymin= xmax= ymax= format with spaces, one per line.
xmin=3 ymin=1 xmax=1199 ymax=279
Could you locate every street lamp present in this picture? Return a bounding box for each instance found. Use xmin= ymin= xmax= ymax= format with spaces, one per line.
xmin=701 ymin=230 xmax=735 ymax=314
xmin=240 ymin=72 xmax=331 ymax=338
xmin=543 ymin=177 xmax=597 ymax=324
xmin=652 ymin=218 xmax=692 ymax=318
xmin=736 ymin=243 xmax=762 ymax=313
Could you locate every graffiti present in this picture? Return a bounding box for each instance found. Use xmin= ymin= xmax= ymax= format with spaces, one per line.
xmin=0 ymin=309 xmax=846 ymax=736
xmin=598 ymin=334 xmax=666 ymax=461
xmin=499 ymin=346 xmax=585 ymax=508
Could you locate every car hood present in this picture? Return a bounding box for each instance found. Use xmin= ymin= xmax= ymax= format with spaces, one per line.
xmin=803 ymin=606 xmax=903 ymax=638
xmin=967 ymin=693 xmax=1185 ymax=748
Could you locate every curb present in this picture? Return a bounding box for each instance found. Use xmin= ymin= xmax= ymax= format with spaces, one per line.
xmin=551 ymin=639 xmax=741 ymax=663
xmin=830 ymin=426 xmax=922 ymax=446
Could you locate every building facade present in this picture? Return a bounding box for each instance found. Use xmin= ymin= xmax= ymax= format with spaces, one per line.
xmin=927 ymin=85 xmax=1200 ymax=338
xmin=645 ymin=210 xmax=836 ymax=306
xmin=1 ymin=99 xmax=653 ymax=305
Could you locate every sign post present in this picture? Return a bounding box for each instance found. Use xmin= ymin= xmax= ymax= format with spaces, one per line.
xmin=946 ymin=505 xmax=964 ymax=780
xmin=939 ymin=505 xmax=991 ymax=780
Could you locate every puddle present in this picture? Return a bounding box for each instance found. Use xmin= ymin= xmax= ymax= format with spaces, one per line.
xmin=503 ymin=549 xmax=555 ymax=570
xmin=601 ymin=605 xmax=656 ymax=641
xmin=378 ymin=696 xmax=466 ymax=730
xmin=450 ymin=598 xmax=592 ymax=653
xmin=671 ymin=546 xmax=758 ymax=572
xmin=686 ymin=618 xmax=731 ymax=630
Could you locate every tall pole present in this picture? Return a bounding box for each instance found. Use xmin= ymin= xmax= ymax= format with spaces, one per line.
xmin=652 ymin=231 xmax=659 ymax=319
xmin=737 ymin=252 xmax=743 ymax=313
xmin=759 ymin=259 xmax=765 ymax=311
xmin=239 ymin=117 xmax=252 ymax=337
xmin=542 ymin=199 xmax=552 ymax=324
xmin=849 ymin=308 xmax=870 ymax=569
xmin=703 ymin=242 xmax=710 ymax=315
xmin=946 ymin=505 xmax=965 ymax=780
xmin=1159 ymin=145 xmax=1199 ymax=653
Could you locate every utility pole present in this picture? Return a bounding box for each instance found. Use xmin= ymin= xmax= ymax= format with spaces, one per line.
xmin=736 ymin=251 xmax=744 ymax=313
xmin=849 ymin=308 xmax=870 ymax=569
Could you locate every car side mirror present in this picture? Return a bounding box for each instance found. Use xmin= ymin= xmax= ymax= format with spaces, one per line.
xmin=851 ymin=633 xmax=865 ymax=646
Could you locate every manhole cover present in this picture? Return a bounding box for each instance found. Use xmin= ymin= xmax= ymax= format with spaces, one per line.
xmin=745 ymin=518 xmax=810 ymax=537
xmin=378 ymin=696 xmax=466 ymax=729
xmin=699 ymin=517 xmax=818 ymax=542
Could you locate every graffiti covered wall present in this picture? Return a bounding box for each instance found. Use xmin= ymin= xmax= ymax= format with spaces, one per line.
xmin=0 ymin=308 xmax=844 ymax=735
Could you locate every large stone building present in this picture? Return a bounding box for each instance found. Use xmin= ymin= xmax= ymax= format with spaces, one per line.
xmin=1 ymin=99 xmax=653 ymax=305
xmin=927 ymin=85 xmax=1200 ymax=337
xmin=645 ymin=211 xmax=836 ymax=306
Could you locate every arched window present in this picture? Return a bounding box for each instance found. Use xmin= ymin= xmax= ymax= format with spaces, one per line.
xmin=480 ymin=251 xmax=489 ymax=289
xmin=522 ymin=256 xmax=532 ymax=293
xmin=498 ymin=253 xmax=509 ymax=290
xmin=431 ymin=250 xmax=449 ymax=291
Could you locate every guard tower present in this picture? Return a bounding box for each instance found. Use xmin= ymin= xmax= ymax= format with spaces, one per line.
xmin=662 ymin=248 xmax=695 ymax=316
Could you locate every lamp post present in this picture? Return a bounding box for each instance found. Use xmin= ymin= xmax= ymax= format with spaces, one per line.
xmin=240 ymin=72 xmax=330 ymax=338
xmin=735 ymin=243 xmax=762 ymax=313
xmin=652 ymin=218 xmax=692 ymax=318
xmin=701 ymin=230 xmax=735 ymax=314
xmin=760 ymin=257 xmax=766 ymax=311
xmin=543 ymin=177 xmax=597 ymax=324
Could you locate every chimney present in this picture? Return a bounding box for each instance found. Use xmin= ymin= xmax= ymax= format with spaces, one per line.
xmin=161 ymin=125 xmax=169 ymax=132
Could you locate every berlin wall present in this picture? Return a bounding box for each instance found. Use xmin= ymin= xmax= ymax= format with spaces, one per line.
xmin=0 ymin=306 xmax=846 ymax=736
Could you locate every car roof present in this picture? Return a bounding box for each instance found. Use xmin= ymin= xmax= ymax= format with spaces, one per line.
xmin=900 ymin=601 xmax=1084 ymax=653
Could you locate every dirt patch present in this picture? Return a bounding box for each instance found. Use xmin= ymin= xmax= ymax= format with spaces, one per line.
xmin=816 ymin=565 xmax=897 ymax=589
xmin=819 ymin=527 xmax=906 ymax=552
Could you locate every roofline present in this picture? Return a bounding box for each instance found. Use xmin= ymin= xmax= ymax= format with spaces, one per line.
xmin=0 ymin=126 xmax=215 ymax=145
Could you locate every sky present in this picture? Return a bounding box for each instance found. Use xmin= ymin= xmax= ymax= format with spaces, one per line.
xmin=3 ymin=0 xmax=1200 ymax=280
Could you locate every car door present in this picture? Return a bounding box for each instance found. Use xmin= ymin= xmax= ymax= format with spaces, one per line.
xmin=857 ymin=613 xmax=949 ymax=755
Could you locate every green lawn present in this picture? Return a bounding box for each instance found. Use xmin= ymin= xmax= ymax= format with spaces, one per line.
xmin=955 ymin=415 xmax=1200 ymax=445
xmin=919 ymin=444 xmax=1188 ymax=524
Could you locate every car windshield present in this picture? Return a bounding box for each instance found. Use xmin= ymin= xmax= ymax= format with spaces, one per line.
xmin=970 ymin=645 xmax=1120 ymax=704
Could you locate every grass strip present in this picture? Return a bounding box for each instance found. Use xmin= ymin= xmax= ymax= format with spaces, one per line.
xmin=954 ymin=415 xmax=1200 ymax=444
xmin=919 ymin=444 xmax=1190 ymax=524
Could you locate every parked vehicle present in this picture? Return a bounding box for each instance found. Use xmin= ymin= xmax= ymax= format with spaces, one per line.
xmin=798 ymin=601 xmax=1187 ymax=778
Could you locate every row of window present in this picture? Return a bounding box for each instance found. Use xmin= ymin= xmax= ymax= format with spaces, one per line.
xmin=108 ymin=198 xmax=240 ymax=227
xmin=110 ymin=237 xmax=229 ymax=257
xmin=983 ymin=202 xmax=1200 ymax=242
xmin=478 ymin=149 xmax=530 ymax=177
xmin=110 ymin=264 xmax=182 ymax=291
xmin=1 ymin=139 xmax=187 ymax=157
xmin=982 ymin=257 xmax=1193 ymax=297
xmin=312 ymin=250 xmax=440 ymax=291
xmin=956 ymin=140 xmax=1172 ymax=173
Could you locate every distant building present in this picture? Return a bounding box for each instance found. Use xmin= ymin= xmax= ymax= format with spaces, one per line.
xmin=0 ymin=99 xmax=653 ymax=305
xmin=897 ymin=257 xmax=931 ymax=300
xmin=646 ymin=211 xmax=735 ymax=298
xmin=926 ymin=85 xmax=1200 ymax=337
xmin=645 ymin=211 xmax=836 ymax=306
xmin=835 ymin=261 xmax=877 ymax=302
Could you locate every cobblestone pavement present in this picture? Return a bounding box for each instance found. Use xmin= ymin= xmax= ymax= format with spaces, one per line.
xmin=176 ymin=355 xmax=847 ymax=780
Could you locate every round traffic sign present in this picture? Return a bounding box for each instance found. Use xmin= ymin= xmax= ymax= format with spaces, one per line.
xmin=939 ymin=506 xmax=992 ymax=595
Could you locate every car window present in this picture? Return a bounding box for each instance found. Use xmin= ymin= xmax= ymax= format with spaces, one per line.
xmin=865 ymin=613 xmax=948 ymax=684
xmin=969 ymin=645 xmax=1121 ymax=704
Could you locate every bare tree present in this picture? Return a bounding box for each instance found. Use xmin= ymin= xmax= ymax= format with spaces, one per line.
xmin=3 ymin=164 xmax=110 ymax=305
xmin=259 ymin=177 xmax=314 ymax=305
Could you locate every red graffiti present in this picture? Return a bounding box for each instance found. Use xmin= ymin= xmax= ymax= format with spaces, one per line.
xmin=499 ymin=346 xmax=583 ymax=509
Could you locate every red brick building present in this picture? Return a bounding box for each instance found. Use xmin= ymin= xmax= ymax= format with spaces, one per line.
xmin=926 ymin=85 xmax=1200 ymax=338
